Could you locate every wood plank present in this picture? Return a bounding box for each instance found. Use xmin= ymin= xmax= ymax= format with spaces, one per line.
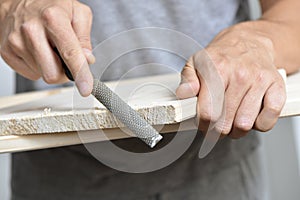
xmin=0 ymin=119 xmax=196 ymax=153
xmin=0 ymin=73 xmax=196 ymax=135
xmin=0 ymin=71 xmax=300 ymax=153
xmin=280 ymin=71 xmax=300 ymax=117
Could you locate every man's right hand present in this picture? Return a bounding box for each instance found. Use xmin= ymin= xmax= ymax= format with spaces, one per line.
xmin=0 ymin=0 xmax=95 ymax=96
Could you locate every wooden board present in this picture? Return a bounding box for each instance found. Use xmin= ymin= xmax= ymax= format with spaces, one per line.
xmin=0 ymin=74 xmax=197 ymax=135
xmin=0 ymin=71 xmax=300 ymax=153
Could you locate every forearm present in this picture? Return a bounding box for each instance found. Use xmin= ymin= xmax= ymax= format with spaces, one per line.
xmin=259 ymin=0 xmax=300 ymax=74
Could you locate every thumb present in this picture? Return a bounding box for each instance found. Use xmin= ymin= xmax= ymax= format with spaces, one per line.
xmin=176 ymin=57 xmax=200 ymax=99
xmin=72 ymin=2 xmax=96 ymax=64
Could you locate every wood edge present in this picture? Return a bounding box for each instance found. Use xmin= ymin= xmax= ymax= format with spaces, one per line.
xmin=0 ymin=119 xmax=197 ymax=154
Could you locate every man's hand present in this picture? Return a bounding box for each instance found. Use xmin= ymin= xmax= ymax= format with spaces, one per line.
xmin=0 ymin=0 xmax=95 ymax=96
xmin=176 ymin=0 xmax=300 ymax=139
xmin=176 ymin=22 xmax=287 ymax=139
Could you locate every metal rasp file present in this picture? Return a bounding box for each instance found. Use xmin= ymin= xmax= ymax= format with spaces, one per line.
xmin=54 ymin=49 xmax=163 ymax=148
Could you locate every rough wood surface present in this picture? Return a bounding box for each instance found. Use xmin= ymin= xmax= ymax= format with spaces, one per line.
xmin=0 ymin=71 xmax=300 ymax=153
xmin=0 ymin=74 xmax=196 ymax=135
xmin=0 ymin=119 xmax=196 ymax=154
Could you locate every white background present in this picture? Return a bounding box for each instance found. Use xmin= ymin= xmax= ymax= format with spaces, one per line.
xmin=0 ymin=1 xmax=300 ymax=199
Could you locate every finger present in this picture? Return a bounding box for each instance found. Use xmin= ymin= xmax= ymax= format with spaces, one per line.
xmin=5 ymin=32 xmax=40 ymax=74
xmin=196 ymin=78 xmax=224 ymax=132
xmin=215 ymin=78 xmax=250 ymax=135
xmin=254 ymin=81 xmax=286 ymax=132
xmin=0 ymin=46 xmax=40 ymax=80
xmin=20 ymin=20 xmax=68 ymax=84
xmin=72 ymin=2 xmax=95 ymax=64
xmin=196 ymin=84 xmax=210 ymax=132
xmin=229 ymin=82 xmax=267 ymax=139
xmin=42 ymin=6 xmax=93 ymax=96
xmin=176 ymin=57 xmax=200 ymax=99
xmin=195 ymin=54 xmax=225 ymax=132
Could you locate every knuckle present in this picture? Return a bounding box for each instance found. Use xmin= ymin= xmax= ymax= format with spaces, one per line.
xmin=223 ymin=124 xmax=232 ymax=135
xmin=234 ymin=120 xmax=252 ymax=132
xmin=266 ymin=103 xmax=282 ymax=116
xmin=207 ymin=53 xmax=229 ymax=80
xmin=215 ymin=123 xmax=231 ymax=135
xmin=180 ymin=65 xmax=196 ymax=82
xmin=199 ymin=111 xmax=212 ymax=122
xmin=200 ymin=110 xmax=219 ymax=123
xmin=61 ymin=47 xmax=81 ymax=62
xmin=234 ymin=67 xmax=249 ymax=84
xmin=78 ymin=35 xmax=91 ymax=45
xmin=7 ymin=32 xmax=20 ymax=48
xmin=255 ymin=69 xmax=267 ymax=84
xmin=214 ymin=55 xmax=228 ymax=68
xmin=211 ymin=113 xmax=221 ymax=123
xmin=255 ymin=69 xmax=278 ymax=88
xmin=20 ymin=21 xmax=38 ymax=37
xmin=43 ymin=72 xmax=60 ymax=84
xmin=42 ymin=6 xmax=62 ymax=25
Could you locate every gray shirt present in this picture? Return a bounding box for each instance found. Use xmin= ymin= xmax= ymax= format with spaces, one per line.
xmin=12 ymin=1 xmax=259 ymax=200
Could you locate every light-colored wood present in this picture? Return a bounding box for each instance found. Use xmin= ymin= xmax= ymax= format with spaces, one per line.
xmin=0 ymin=74 xmax=196 ymax=135
xmin=280 ymin=71 xmax=300 ymax=117
xmin=0 ymin=119 xmax=196 ymax=153
xmin=0 ymin=71 xmax=300 ymax=153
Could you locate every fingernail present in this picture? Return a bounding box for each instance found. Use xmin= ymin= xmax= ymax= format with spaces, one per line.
xmin=75 ymin=59 xmax=94 ymax=97
xmin=83 ymin=48 xmax=96 ymax=64
xmin=76 ymin=80 xmax=92 ymax=97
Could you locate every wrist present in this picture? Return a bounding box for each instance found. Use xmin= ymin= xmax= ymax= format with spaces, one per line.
xmin=209 ymin=21 xmax=277 ymax=69
xmin=257 ymin=18 xmax=300 ymax=74
xmin=227 ymin=20 xmax=300 ymax=74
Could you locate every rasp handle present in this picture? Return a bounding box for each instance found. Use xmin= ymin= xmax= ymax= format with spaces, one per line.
xmin=54 ymin=48 xmax=74 ymax=81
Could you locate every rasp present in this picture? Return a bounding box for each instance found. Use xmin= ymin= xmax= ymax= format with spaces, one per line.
xmin=54 ymin=49 xmax=163 ymax=148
